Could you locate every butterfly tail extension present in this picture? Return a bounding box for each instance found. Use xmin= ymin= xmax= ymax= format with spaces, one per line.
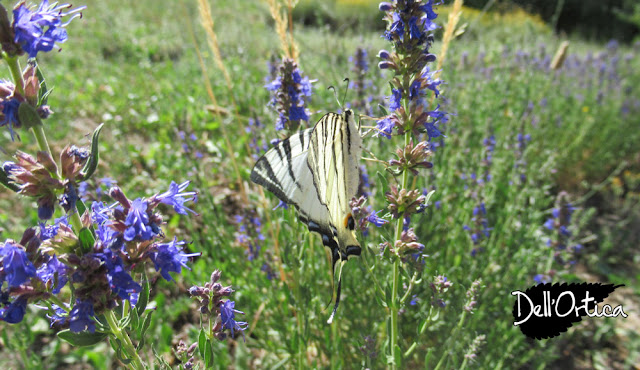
xmin=327 ymin=260 xmax=347 ymax=324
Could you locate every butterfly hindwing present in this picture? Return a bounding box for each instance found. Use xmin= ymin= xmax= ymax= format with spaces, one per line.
xmin=307 ymin=110 xmax=362 ymax=264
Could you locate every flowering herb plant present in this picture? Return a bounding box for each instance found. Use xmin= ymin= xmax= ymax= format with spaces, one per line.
xmin=0 ymin=2 xmax=247 ymax=368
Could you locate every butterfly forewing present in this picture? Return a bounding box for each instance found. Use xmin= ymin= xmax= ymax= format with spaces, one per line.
xmin=250 ymin=128 xmax=333 ymax=238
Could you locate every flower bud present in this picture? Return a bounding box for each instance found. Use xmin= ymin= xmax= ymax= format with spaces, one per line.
xmin=210 ymin=269 xmax=221 ymax=283
xmin=379 ymin=2 xmax=393 ymax=11
xmin=378 ymin=61 xmax=397 ymax=70
xmin=109 ymin=186 xmax=130 ymax=208
xmin=377 ymin=49 xmax=391 ymax=60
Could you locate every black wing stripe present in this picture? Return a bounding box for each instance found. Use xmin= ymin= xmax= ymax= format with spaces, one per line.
xmin=298 ymin=130 xmax=305 ymax=150
xmin=282 ymin=138 xmax=302 ymax=190
xmin=250 ymin=159 xmax=296 ymax=206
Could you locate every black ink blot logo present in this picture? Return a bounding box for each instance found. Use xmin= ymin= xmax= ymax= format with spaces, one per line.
xmin=512 ymin=283 xmax=626 ymax=340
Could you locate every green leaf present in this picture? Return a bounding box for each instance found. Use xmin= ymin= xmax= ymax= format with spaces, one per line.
xmin=79 ymin=227 xmax=95 ymax=254
xmin=378 ymin=103 xmax=389 ymax=117
xmin=394 ymin=344 xmax=402 ymax=368
xmin=78 ymin=123 xmax=104 ymax=181
xmin=76 ymin=199 xmax=89 ymax=220
xmin=205 ymin=339 xmax=214 ymax=368
xmin=139 ymin=309 xmax=153 ymax=339
xmin=57 ymin=330 xmax=108 ymax=347
xmin=153 ymin=345 xmax=172 ymax=369
xmin=136 ymin=272 xmax=150 ymax=317
xmin=198 ymin=329 xmax=207 ymax=358
xmin=0 ymin=167 xmax=20 ymax=192
xmin=35 ymin=65 xmax=49 ymax=106
xmin=112 ymin=338 xmax=132 ymax=365
xmin=424 ymin=348 xmax=434 ymax=367
xmin=18 ymin=102 xmax=42 ymax=130
xmin=130 ymin=305 xmax=139 ymax=331
xmin=423 ymin=189 xmax=436 ymax=206
xmin=137 ymin=336 xmax=146 ymax=352
xmin=376 ymin=171 xmax=390 ymax=194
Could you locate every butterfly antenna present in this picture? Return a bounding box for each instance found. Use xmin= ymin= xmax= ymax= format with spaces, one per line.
xmin=341 ymin=78 xmax=350 ymax=108
xmin=327 ymin=85 xmax=342 ymax=110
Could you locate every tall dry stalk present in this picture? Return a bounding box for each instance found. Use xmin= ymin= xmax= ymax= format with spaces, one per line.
xmin=435 ymin=0 xmax=463 ymax=77
xmin=198 ymin=0 xmax=234 ymax=92
xmin=266 ymin=0 xmax=299 ymax=61
xmin=191 ymin=1 xmax=246 ymax=201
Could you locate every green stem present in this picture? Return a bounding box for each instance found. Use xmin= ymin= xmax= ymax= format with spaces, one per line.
xmin=434 ymin=311 xmax=467 ymax=370
xmin=389 ymin=132 xmax=411 ymax=370
xmin=69 ymin=210 xmax=83 ymax=232
xmin=399 ymin=271 xmax=419 ymax=305
xmin=105 ymin=310 xmax=145 ymax=370
xmin=3 ymin=53 xmax=25 ymax=96
xmin=31 ymin=125 xmax=56 ymax=170
xmin=47 ymin=294 xmax=70 ymax=312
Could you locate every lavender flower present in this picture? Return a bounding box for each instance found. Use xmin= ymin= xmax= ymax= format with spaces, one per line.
xmin=149 ymin=237 xmax=199 ymax=282
xmin=463 ymin=334 xmax=486 ymax=363
xmin=0 ymin=296 xmax=27 ymax=323
xmin=12 ymin=1 xmax=85 ymax=58
xmin=220 ymin=300 xmax=248 ymax=340
xmin=234 ymin=213 xmax=265 ymax=261
xmin=0 ymin=95 xmax=21 ymax=141
xmin=464 ymin=279 xmax=482 ymax=313
xmin=428 ymin=275 xmax=451 ymax=308
xmin=123 ymin=198 xmax=157 ymax=241
xmin=68 ymin=300 xmax=96 ymax=333
xmin=155 ymin=181 xmax=198 ymax=216
xmin=543 ymin=192 xmax=581 ymax=267
xmin=0 ymin=240 xmax=36 ymax=287
xmin=366 ymin=209 xmax=388 ymax=227
xmin=36 ymin=254 xmax=68 ymax=294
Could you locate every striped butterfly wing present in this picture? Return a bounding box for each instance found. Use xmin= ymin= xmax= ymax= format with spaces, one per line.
xmin=250 ymin=109 xmax=362 ymax=323
xmin=250 ymin=129 xmax=334 ymax=244
xmin=307 ymin=110 xmax=362 ymax=265
xmin=307 ymin=110 xmax=362 ymax=324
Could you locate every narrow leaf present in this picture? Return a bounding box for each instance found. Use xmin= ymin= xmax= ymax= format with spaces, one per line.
xmin=198 ymin=329 xmax=207 ymax=358
xmin=130 ymin=304 xmax=139 ymax=331
xmin=57 ymin=330 xmax=107 ymax=347
xmin=76 ymin=199 xmax=89 ymax=220
xmin=79 ymin=227 xmax=95 ymax=253
xmin=205 ymin=339 xmax=214 ymax=368
xmin=139 ymin=309 xmax=153 ymax=339
xmin=136 ymin=272 xmax=150 ymax=317
xmin=35 ymin=65 xmax=49 ymax=106
xmin=78 ymin=123 xmax=104 ymax=181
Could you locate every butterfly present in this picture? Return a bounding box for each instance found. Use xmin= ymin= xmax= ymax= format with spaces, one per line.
xmin=250 ymin=109 xmax=362 ymax=323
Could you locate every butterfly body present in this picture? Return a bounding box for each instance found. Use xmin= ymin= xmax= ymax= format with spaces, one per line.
xmin=251 ymin=110 xmax=362 ymax=322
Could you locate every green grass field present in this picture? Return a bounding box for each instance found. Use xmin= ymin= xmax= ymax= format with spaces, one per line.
xmin=0 ymin=0 xmax=639 ymax=368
